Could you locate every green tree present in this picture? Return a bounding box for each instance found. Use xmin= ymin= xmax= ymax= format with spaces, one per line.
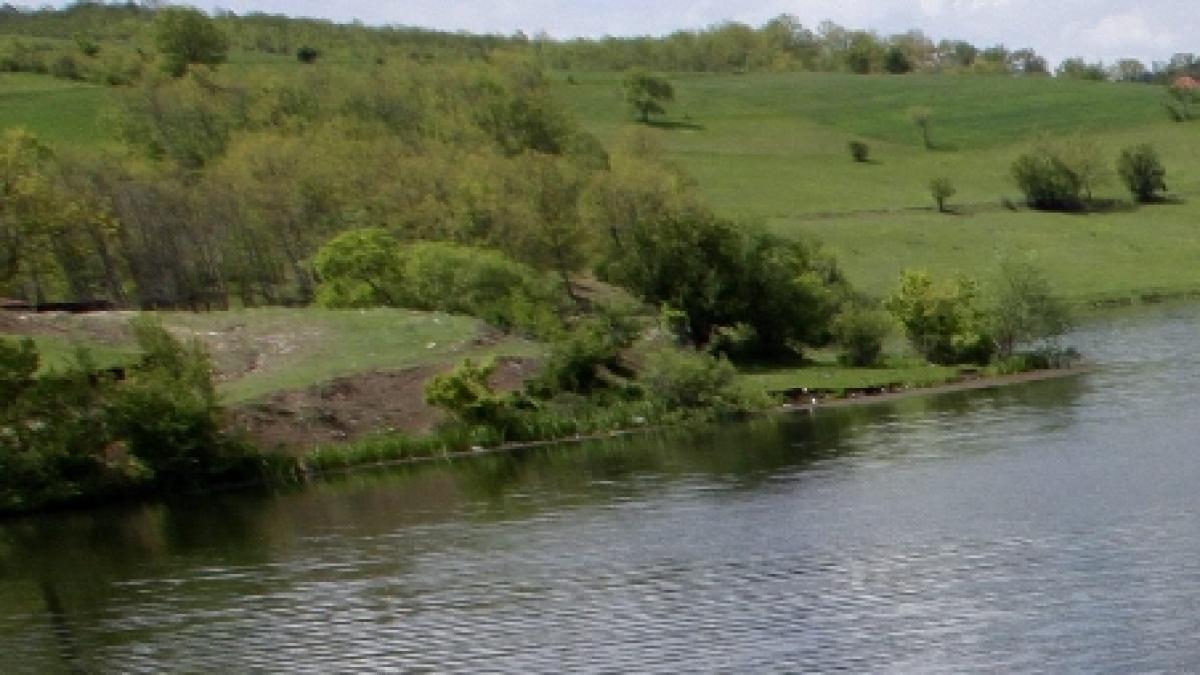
xmin=154 ymin=6 xmax=229 ymax=77
xmin=1117 ymin=144 xmax=1168 ymax=202
xmin=623 ymin=69 xmax=674 ymax=123
xmin=929 ymin=176 xmax=956 ymax=212
xmin=986 ymin=258 xmax=1070 ymax=358
xmin=884 ymin=46 xmax=912 ymax=74
xmin=908 ymin=106 xmax=934 ymax=149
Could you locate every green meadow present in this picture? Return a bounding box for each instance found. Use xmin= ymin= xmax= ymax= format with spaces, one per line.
xmin=557 ymin=71 xmax=1200 ymax=302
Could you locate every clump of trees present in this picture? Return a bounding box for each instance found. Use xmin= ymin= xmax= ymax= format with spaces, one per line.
xmin=886 ymin=261 xmax=1070 ymax=365
xmin=0 ymin=320 xmax=276 ymax=513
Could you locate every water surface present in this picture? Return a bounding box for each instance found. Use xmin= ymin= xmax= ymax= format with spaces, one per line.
xmin=3 ymin=304 xmax=1200 ymax=671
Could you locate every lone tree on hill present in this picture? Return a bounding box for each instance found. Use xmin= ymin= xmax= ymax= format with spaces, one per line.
xmin=154 ymin=6 xmax=229 ymax=77
xmin=908 ymin=106 xmax=934 ymax=149
xmin=623 ymin=69 xmax=674 ymax=123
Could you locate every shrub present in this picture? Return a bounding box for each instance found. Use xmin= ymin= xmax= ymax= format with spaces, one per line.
xmin=1011 ymin=136 xmax=1105 ymax=210
xmin=314 ymin=231 xmax=563 ymax=337
xmin=106 ymin=318 xmax=253 ymax=486
xmin=531 ymin=304 xmax=641 ymax=396
xmin=1011 ymin=149 xmax=1083 ymax=210
xmin=296 ymin=46 xmax=320 ymax=63
xmin=639 ymin=347 xmax=746 ymax=412
xmin=832 ymin=306 xmax=893 ymax=367
xmin=424 ymin=358 xmax=517 ymax=431
xmin=1117 ymin=144 xmax=1167 ymax=203
xmin=848 ymin=140 xmax=870 ymax=162
xmin=929 ymin=176 xmax=956 ymax=212
xmin=886 ymin=270 xmax=993 ymax=365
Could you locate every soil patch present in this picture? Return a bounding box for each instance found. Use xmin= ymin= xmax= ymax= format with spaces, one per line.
xmin=230 ymin=356 xmax=541 ymax=454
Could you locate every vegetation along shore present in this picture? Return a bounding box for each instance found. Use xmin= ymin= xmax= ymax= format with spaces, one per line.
xmin=4 ymin=4 xmax=1197 ymax=513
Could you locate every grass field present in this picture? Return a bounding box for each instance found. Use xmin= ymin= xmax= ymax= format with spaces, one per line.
xmin=0 ymin=72 xmax=110 ymax=147
xmin=557 ymin=71 xmax=1200 ymax=303
xmin=1 ymin=308 xmax=540 ymax=402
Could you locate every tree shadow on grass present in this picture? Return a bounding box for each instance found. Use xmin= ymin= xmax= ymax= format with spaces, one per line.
xmin=644 ymin=118 xmax=706 ymax=131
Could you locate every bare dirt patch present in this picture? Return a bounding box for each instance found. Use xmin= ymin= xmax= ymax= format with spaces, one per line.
xmin=229 ymin=356 xmax=541 ymax=454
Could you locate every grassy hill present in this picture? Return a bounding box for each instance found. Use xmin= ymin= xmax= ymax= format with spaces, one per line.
xmin=557 ymin=71 xmax=1200 ymax=302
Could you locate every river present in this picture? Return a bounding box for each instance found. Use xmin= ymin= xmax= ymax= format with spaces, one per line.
xmin=3 ymin=303 xmax=1200 ymax=671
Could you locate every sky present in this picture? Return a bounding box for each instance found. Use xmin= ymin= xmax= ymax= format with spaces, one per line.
xmin=196 ymin=0 xmax=1194 ymax=66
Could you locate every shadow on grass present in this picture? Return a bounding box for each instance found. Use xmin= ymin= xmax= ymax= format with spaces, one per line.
xmin=644 ymin=118 xmax=706 ymax=131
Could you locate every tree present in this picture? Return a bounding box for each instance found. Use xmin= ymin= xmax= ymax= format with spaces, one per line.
xmin=623 ymin=69 xmax=674 ymax=123
xmin=1117 ymin=144 xmax=1168 ymax=202
xmin=154 ymin=6 xmax=229 ymax=77
xmin=987 ymin=258 xmax=1070 ymax=358
xmin=929 ymin=177 xmax=956 ymax=212
xmin=884 ymin=46 xmax=912 ymax=74
xmin=908 ymin=106 xmax=934 ymax=149
xmin=848 ymin=140 xmax=869 ymax=162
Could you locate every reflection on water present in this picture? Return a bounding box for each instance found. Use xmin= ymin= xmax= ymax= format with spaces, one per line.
xmin=2 ymin=304 xmax=1200 ymax=671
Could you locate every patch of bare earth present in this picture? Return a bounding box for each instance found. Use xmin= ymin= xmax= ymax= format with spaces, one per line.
xmin=229 ymin=356 xmax=541 ymax=455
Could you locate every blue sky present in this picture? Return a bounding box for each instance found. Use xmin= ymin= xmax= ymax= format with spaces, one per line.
xmin=199 ymin=0 xmax=1194 ymax=65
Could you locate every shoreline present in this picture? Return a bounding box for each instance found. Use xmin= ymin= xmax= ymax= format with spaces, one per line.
xmin=779 ymin=364 xmax=1094 ymax=412
xmin=304 ymin=364 xmax=1096 ymax=478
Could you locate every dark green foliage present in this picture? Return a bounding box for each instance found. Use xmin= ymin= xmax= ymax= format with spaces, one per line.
xmin=599 ymin=206 xmax=843 ymax=358
xmin=1117 ymin=144 xmax=1168 ymax=202
xmin=885 ymin=46 xmax=912 ymax=74
xmin=929 ymin=176 xmax=956 ymax=212
xmin=848 ymin=140 xmax=870 ymax=162
xmin=154 ymin=7 xmax=229 ymax=77
xmin=107 ymin=318 xmax=258 ymax=487
xmin=623 ymin=69 xmax=674 ymax=122
xmin=296 ymin=46 xmax=319 ymax=63
xmin=1011 ymin=147 xmax=1085 ymax=210
xmin=531 ymin=304 xmax=641 ymax=396
xmin=833 ymin=306 xmax=893 ymax=367
xmin=0 ymin=321 xmax=276 ymax=511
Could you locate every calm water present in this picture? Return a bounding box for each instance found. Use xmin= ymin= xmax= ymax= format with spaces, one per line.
xmin=4 ymin=304 xmax=1200 ymax=672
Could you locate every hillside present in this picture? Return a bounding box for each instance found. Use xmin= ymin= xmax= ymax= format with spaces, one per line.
xmin=555 ymin=71 xmax=1200 ymax=302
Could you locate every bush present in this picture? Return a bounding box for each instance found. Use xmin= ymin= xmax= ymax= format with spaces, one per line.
xmin=639 ymin=347 xmax=746 ymax=412
xmin=886 ymin=270 xmax=993 ymax=365
xmin=849 ymin=140 xmax=870 ymax=162
xmin=1011 ymin=136 xmax=1105 ymax=210
xmin=531 ymin=304 xmax=641 ymax=396
xmin=314 ymin=231 xmax=563 ymax=337
xmin=106 ymin=318 xmax=254 ymax=486
xmin=1117 ymin=144 xmax=1167 ymax=203
xmin=296 ymin=46 xmax=320 ymax=63
xmin=832 ymin=306 xmax=893 ymax=367
xmin=1011 ymin=150 xmax=1083 ymax=210
xmin=424 ymin=358 xmax=518 ymax=431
